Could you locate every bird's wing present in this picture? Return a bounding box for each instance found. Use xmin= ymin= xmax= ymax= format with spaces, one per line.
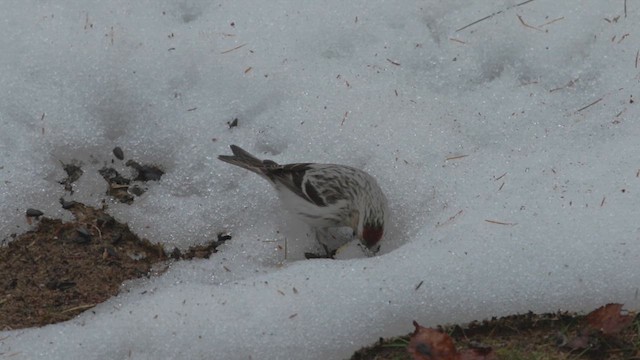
xmin=267 ymin=164 xmax=330 ymax=207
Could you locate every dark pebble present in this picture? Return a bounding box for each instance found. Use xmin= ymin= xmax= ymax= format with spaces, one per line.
xmin=59 ymin=199 xmax=77 ymax=209
xmin=113 ymin=146 xmax=124 ymax=160
xmin=76 ymin=227 xmax=91 ymax=239
xmin=129 ymin=185 xmax=146 ymax=196
xmin=170 ymin=247 xmax=182 ymax=259
xmin=26 ymin=208 xmax=44 ymax=217
xmin=99 ymin=167 xmax=130 ymax=185
xmin=56 ymin=281 xmax=77 ymax=291
xmin=62 ymin=163 xmax=83 ymax=182
xmin=217 ymin=233 xmax=232 ymax=242
xmin=126 ymin=160 xmax=164 ymax=181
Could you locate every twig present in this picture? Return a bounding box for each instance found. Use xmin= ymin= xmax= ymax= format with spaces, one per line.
xmin=624 ymin=0 xmax=627 ymax=18
xmin=613 ymin=108 xmax=626 ymax=120
xmin=600 ymin=196 xmax=606 ymax=207
xmin=110 ymin=184 xmax=129 ymax=190
xmin=386 ymin=58 xmax=400 ymax=66
xmin=550 ymin=78 xmax=577 ymax=93
xmin=635 ymin=50 xmax=639 ymax=69
xmin=415 ymin=280 xmax=424 ymax=291
xmin=436 ymin=210 xmax=463 ymax=228
xmin=340 ymin=111 xmax=349 ymax=126
xmin=90 ymin=223 xmax=103 ymax=242
xmin=456 ymin=0 xmax=536 ymax=32
xmin=220 ymin=43 xmax=247 ymax=54
xmin=539 ymin=16 xmax=564 ymax=28
xmin=495 ymin=172 xmax=507 ymax=181
xmin=576 ymin=97 xmax=603 ymax=112
xmin=517 ymin=14 xmax=544 ymax=32
xmin=445 ymin=154 xmax=468 ymax=161
xmin=449 ymin=38 xmax=466 ymax=44
xmin=456 ymin=13 xmax=496 ymax=32
xmin=485 ymin=219 xmax=517 ymax=226
xmin=617 ymin=33 xmax=629 ymax=44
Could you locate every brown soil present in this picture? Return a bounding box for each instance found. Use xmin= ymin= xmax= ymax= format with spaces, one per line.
xmin=1 ymin=152 xmax=227 ymax=330
xmin=0 ymin=203 xmax=224 ymax=330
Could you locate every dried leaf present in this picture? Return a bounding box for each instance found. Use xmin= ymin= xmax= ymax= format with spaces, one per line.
xmin=408 ymin=321 xmax=459 ymax=360
xmin=586 ymin=303 xmax=635 ymax=335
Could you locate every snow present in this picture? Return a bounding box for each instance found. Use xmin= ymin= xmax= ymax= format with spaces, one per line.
xmin=1 ymin=0 xmax=639 ymax=359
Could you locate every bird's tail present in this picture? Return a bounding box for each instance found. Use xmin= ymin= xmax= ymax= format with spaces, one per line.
xmin=218 ymin=145 xmax=276 ymax=175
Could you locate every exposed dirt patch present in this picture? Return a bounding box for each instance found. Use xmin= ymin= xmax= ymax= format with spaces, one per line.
xmin=0 ymin=203 xmax=225 ymax=330
xmin=0 ymin=203 xmax=164 ymax=329
xmin=0 ymin=148 xmax=231 ymax=330
xmin=352 ymin=310 xmax=640 ymax=359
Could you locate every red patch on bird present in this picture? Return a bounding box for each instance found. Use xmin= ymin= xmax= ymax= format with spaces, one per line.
xmin=362 ymin=226 xmax=384 ymax=248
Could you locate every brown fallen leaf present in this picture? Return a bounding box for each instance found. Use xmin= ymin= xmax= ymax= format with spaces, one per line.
xmin=564 ymin=303 xmax=636 ymax=351
xmin=408 ymin=321 xmax=496 ymax=360
xmin=586 ymin=303 xmax=635 ymax=336
xmin=408 ymin=321 xmax=459 ymax=360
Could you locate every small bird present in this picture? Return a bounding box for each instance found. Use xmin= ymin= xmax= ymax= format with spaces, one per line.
xmin=218 ymin=145 xmax=388 ymax=257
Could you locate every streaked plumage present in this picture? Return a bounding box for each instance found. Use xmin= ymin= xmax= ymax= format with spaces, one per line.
xmin=218 ymin=145 xmax=388 ymax=255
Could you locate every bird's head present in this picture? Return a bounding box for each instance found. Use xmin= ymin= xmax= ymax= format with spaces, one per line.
xmin=361 ymin=223 xmax=384 ymax=251
xmin=351 ymin=208 xmax=385 ymax=252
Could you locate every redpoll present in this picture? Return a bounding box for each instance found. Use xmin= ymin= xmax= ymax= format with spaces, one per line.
xmin=218 ymin=145 xmax=388 ymax=255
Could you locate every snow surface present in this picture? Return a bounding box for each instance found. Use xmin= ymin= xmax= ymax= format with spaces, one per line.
xmin=1 ymin=0 xmax=640 ymax=359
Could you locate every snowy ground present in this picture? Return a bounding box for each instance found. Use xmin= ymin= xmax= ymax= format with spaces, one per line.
xmin=1 ymin=0 xmax=639 ymax=359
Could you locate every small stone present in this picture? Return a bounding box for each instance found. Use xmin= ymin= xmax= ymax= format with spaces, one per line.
xmin=217 ymin=233 xmax=232 ymax=242
xmin=129 ymin=185 xmax=146 ymax=196
xmin=113 ymin=146 xmax=124 ymax=160
xmin=227 ymin=118 xmax=239 ymax=128
xmin=125 ymin=161 xmax=164 ymax=181
xmin=26 ymin=208 xmax=44 ymax=217
xmin=59 ymin=199 xmax=77 ymax=209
